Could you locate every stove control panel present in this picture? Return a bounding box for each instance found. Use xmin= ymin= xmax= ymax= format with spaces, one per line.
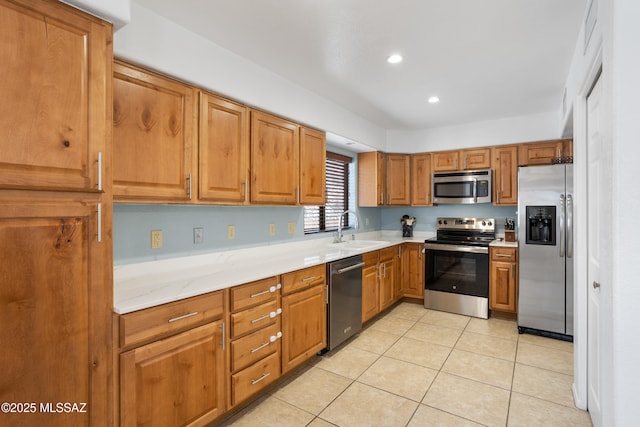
xmin=436 ymin=217 xmax=495 ymax=232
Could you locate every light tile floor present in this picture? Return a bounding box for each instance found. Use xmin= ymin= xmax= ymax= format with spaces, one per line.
xmin=220 ymin=302 xmax=592 ymax=427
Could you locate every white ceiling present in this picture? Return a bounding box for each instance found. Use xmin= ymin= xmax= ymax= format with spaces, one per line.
xmin=134 ymin=0 xmax=586 ymax=131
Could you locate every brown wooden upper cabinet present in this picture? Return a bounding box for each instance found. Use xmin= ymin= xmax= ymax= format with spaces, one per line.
xmin=432 ymin=148 xmax=491 ymax=172
xmin=385 ymin=154 xmax=411 ymax=205
xmin=358 ymin=152 xmax=411 ymax=206
xmin=0 ymin=0 xmax=110 ymax=192
xmin=411 ymin=153 xmax=432 ymax=206
xmin=518 ymin=139 xmax=572 ymax=166
xmin=113 ymin=61 xmax=198 ymax=202
xmin=250 ymin=110 xmax=300 ymax=204
xmin=199 ymin=92 xmax=249 ymax=204
xmin=492 ymin=145 xmax=518 ymax=205
xmin=299 ymin=127 xmax=326 ymax=205
xmin=358 ymin=151 xmax=386 ymax=206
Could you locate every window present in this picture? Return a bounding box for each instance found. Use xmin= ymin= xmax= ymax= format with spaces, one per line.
xmin=304 ymin=152 xmax=352 ymax=233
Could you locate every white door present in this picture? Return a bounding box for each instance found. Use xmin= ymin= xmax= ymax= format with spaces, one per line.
xmin=587 ymin=72 xmax=607 ymax=426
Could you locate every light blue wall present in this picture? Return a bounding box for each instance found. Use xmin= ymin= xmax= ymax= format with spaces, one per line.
xmin=113 ymin=204 xmax=382 ymax=265
xmin=381 ymin=205 xmax=517 ymax=235
xmin=112 ymin=203 xmax=514 ymax=265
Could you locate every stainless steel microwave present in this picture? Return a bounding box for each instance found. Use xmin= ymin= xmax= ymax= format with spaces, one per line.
xmin=432 ymin=169 xmax=492 ymax=204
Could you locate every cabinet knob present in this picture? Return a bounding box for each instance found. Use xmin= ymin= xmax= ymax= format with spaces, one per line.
xmin=592 ymin=281 xmax=601 ymax=289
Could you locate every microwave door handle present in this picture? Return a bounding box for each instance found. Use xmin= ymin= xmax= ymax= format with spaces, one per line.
xmin=473 ymin=178 xmax=478 ymax=203
xmin=559 ymin=194 xmax=565 ymax=257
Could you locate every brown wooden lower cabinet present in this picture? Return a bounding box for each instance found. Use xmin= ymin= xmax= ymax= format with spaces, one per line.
xmin=402 ymin=243 xmax=425 ymax=299
xmin=281 ymin=284 xmax=327 ymax=373
xmin=379 ymin=247 xmax=397 ymax=310
xmin=231 ymin=351 xmax=281 ymax=407
xmin=489 ymin=246 xmax=518 ymax=314
xmin=120 ymin=322 xmax=226 ymax=427
xmin=362 ymin=251 xmax=381 ymax=323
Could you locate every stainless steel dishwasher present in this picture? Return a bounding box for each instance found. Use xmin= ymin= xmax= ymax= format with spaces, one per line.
xmin=326 ymin=255 xmax=364 ymax=350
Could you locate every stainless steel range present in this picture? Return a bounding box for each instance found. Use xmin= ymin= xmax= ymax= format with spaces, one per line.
xmin=424 ymin=217 xmax=495 ymax=319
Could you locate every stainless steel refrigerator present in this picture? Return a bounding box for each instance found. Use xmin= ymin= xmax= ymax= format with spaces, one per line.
xmin=517 ymin=164 xmax=573 ymax=337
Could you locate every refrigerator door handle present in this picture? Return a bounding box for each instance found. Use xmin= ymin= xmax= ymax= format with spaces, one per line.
xmin=567 ymin=194 xmax=573 ymax=258
xmin=559 ymin=194 xmax=566 ymax=257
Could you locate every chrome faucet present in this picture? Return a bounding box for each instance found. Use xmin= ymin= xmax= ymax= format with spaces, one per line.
xmin=334 ymin=210 xmax=359 ymax=243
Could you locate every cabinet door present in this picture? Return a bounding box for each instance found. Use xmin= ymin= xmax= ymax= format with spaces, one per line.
xmin=362 ymin=252 xmax=380 ymax=323
xmin=385 ymin=154 xmax=411 ymax=205
xmin=462 ymin=148 xmax=491 ymax=170
xmin=282 ymin=285 xmax=326 ymax=373
xmin=0 ymin=198 xmax=111 ymax=426
xmin=432 ymin=151 xmax=460 ymax=172
xmin=379 ymin=259 xmax=395 ymax=310
xmin=299 ymin=127 xmax=326 ymax=205
xmin=113 ymin=61 xmax=197 ymax=202
xmin=492 ymin=145 xmax=518 ymax=205
xmin=250 ymin=111 xmax=299 ymax=204
xmin=120 ymin=322 xmax=226 ymax=427
xmin=199 ymin=92 xmax=249 ymax=203
xmin=490 ymin=261 xmax=517 ymax=313
xmin=357 ymin=151 xmax=385 ymax=206
xmin=0 ymin=0 xmax=111 ymax=192
xmin=518 ymin=140 xmax=564 ymax=166
xmin=411 ymin=153 xmax=432 ymax=206
xmin=402 ymin=243 xmax=425 ymax=299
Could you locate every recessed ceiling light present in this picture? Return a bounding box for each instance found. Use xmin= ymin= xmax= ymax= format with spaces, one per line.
xmin=428 ymin=96 xmax=440 ymax=104
xmin=387 ymin=54 xmax=403 ymax=64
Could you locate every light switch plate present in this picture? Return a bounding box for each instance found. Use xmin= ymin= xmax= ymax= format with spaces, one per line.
xmin=287 ymin=222 xmax=296 ymax=234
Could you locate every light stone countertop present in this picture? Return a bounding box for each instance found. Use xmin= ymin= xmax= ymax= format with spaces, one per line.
xmin=114 ymin=231 xmax=432 ymax=314
xmin=489 ymin=238 xmax=519 ymax=248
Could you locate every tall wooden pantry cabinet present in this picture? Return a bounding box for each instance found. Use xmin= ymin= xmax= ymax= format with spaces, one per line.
xmin=0 ymin=1 xmax=113 ymax=425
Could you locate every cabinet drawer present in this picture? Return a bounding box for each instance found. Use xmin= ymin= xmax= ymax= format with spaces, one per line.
xmin=231 ymin=300 xmax=280 ymax=339
xmin=379 ymin=246 xmax=396 ymax=261
xmin=231 ymin=323 xmax=282 ymax=373
xmin=231 ymin=276 xmax=280 ymax=312
xmin=120 ymin=291 xmax=224 ymax=348
xmin=281 ymin=264 xmax=326 ymax=295
xmin=231 ymin=351 xmax=280 ymax=406
xmin=362 ymin=250 xmax=379 ymax=267
xmin=491 ymin=247 xmax=517 ymax=262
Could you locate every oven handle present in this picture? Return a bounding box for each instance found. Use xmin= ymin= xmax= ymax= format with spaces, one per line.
xmin=424 ymin=243 xmax=488 ymax=254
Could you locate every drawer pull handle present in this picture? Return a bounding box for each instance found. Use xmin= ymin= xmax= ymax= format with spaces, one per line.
xmin=168 ymin=311 xmax=199 ymax=323
xmin=495 ymin=254 xmax=512 ymax=258
xmin=251 ymin=372 xmax=271 ymax=385
xmin=250 ymin=314 xmax=269 ymax=324
xmin=250 ymin=284 xmax=281 ymax=298
xmin=250 ymin=308 xmax=282 ymax=324
xmin=250 ymin=342 xmax=270 ymax=354
xmin=249 ymin=331 xmax=283 ymax=354
xmin=302 ymin=276 xmax=317 ymax=282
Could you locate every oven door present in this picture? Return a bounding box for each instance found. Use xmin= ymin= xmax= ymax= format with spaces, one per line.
xmin=424 ymin=244 xmax=489 ymax=297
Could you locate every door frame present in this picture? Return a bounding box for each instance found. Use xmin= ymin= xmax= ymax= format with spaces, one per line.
xmin=572 ymin=46 xmax=603 ymax=412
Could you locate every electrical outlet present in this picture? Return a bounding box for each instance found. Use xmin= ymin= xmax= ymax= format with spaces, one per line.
xmin=151 ymin=230 xmax=163 ymax=249
xmin=193 ymin=227 xmax=204 ymax=244
xmin=228 ymin=225 xmax=236 ymax=240
xmin=365 ymin=217 xmax=370 ymax=227
xmin=269 ymin=223 xmax=276 ymax=236
xmin=287 ymin=222 xmax=296 ymax=234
